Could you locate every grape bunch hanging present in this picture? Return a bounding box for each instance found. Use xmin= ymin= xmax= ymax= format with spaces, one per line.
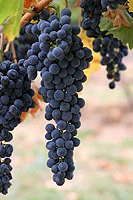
xmin=24 ymin=8 xmax=92 ymax=186
xmin=0 ymin=0 xmax=132 ymax=195
xmin=0 ymin=60 xmax=35 ymax=194
xmin=80 ymin=0 xmax=129 ymax=89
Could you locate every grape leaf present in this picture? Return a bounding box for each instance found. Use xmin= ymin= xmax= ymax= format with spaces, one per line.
xmin=99 ymin=9 xmax=133 ymax=49
xmin=99 ymin=13 xmax=114 ymax=31
xmin=108 ymin=25 xmax=133 ymax=49
xmin=0 ymin=0 xmax=23 ymax=42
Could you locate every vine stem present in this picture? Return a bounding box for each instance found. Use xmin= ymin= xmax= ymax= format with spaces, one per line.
xmin=21 ymin=0 xmax=52 ymax=27
xmin=23 ymin=8 xmax=36 ymax=14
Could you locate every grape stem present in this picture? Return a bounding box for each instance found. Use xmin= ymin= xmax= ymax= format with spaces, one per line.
xmin=48 ymin=5 xmax=59 ymax=14
xmin=21 ymin=0 xmax=52 ymax=27
xmin=0 ymin=33 xmax=4 ymax=64
xmin=11 ymin=42 xmax=17 ymax=64
xmin=65 ymin=0 xmax=68 ymax=8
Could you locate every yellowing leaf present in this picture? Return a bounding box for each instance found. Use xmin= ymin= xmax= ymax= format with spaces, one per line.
xmin=79 ymin=29 xmax=100 ymax=80
xmin=128 ymin=0 xmax=133 ymax=12
xmin=0 ymin=0 xmax=23 ymax=42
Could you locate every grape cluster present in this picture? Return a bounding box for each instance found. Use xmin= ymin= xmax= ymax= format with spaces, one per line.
xmin=80 ymin=0 xmax=128 ymax=38
xmin=80 ymin=0 xmax=128 ymax=89
xmin=0 ymin=158 xmax=12 ymax=195
xmin=80 ymin=0 xmax=105 ymax=38
xmin=24 ymin=8 xmax=93 ymax=185
xmin=80 ymin=0 xmax=127 ymax=37
xmin=3 ymin=24 xmax=38 ymax=62
xmin=0 ymin=60 xmax=35 ymax=194
xmin=101 ymin=0 xmax=126 ymax=10
xmin=93 ymin=35 xmax=128 ymax=89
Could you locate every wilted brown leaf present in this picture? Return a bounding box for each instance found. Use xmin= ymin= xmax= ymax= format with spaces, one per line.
xmin=105 ymin=8 xmax=131 ymax=28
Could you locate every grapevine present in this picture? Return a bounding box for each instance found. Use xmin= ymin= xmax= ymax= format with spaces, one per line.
xmin=0 ymin=0 xmax=132 ymax=195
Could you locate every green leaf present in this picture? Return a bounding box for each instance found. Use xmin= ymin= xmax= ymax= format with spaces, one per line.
xmin=99 ymin=9 xmax=133 ymax=49
xmin=99 ymin=12 xmax=114 ymax=32
xmin=0 ymin=0 xmax=24 ymax=42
